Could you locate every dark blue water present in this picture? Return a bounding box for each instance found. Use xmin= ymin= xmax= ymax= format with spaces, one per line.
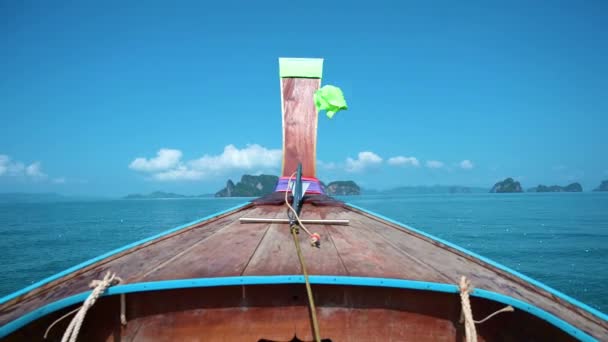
xmin=0 ymin=193 xmax=606 ymax=313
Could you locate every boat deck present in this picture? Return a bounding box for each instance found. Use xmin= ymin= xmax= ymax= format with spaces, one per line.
xmin=0 ymin=198 xmax=606 ymax=340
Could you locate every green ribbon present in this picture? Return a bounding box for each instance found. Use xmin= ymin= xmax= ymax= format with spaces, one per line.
xmin=314 ymin=85 xmax=348 ymax=119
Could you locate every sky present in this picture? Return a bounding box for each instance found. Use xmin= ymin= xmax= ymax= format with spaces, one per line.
xmin=1 ymin=1 xmax=607 ymax=196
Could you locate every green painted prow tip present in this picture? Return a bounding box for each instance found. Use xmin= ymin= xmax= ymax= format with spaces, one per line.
xmin=279 ymin=58 xmax=323 ymax=78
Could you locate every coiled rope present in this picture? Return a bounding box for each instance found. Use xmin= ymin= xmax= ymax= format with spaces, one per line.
xmin=459 ymin=276 xmax=514 ymax=342
xmin=44 ymin=272 xmax=122 ymax=342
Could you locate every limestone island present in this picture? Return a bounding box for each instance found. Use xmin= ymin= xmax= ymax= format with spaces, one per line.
xmin=593 ymin=180 xmax=608 ymax=192
xmin=490 ymin=178 xmax=523 ymax=193
xmin=379 ymin=185 xmax=487 ymax=194
xmin=528 ymin=183 xmax=582 ymax=192
xmin=215 ymin=175 xmax=279 ymax=197
xmin=215 ymin=175 xmax=361 ymax=197
xmin=322 ymin=181 xmax=361 ymax=195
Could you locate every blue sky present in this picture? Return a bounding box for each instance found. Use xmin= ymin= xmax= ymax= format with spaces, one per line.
xmin=1 ymin=1 xmax=607 ymax=196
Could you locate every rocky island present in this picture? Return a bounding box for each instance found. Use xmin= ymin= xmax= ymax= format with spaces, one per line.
xmin=215 ymin=175 xmax=279 ymax=197
xmin=323 ymin=181 xmax=361 ymax=195
xmin=593 ymin=180 xmax=608 ymax=192
xmin=528 ymin=183 xmax=583 ymax=192
xmin=379 ymin=185 xmax=487 ymax=194
xmin=215 ymin=175 xmax=362 ymax=197
xmin=490 ymin=178 xmax=523 ymax=193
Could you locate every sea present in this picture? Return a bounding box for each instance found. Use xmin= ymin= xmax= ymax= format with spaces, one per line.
xmin=0 ymin=193 xmax=606 ymax=313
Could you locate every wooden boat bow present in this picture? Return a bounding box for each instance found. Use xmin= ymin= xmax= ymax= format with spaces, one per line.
xmin=0 ymin=58 xmax=606 ymax=341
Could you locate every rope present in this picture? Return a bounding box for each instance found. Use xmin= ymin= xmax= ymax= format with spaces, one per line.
xmin=284 ymin=172 xmax=320 ymax=247
xmin=120 ymin=293 xmax=127 ymax=325
xmin=291 ymin=225 xmax=322 ymax=342
xmin=44 ymin=272 xmax=122 ymax=341
xmin=283 ymin=169 xmax=321 ymax=341
xmin=459 ymin=276 xmax=478 ymax=342
xmin=459 ymin=276 xmax=515 ymax=342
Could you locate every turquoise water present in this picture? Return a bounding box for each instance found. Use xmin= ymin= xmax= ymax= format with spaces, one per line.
xmin=0 ymin=193 xmax=606 ymax=313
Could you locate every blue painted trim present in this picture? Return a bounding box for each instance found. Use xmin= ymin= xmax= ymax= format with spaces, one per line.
xmin=0 ymin=276 xmax=597 ymax=341
xmin=346 ymin=203 xmax=608 ymax=323
xmin=0 ymin=202 xmax=251 ymax=305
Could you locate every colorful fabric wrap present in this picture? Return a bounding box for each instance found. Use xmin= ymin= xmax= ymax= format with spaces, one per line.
xmin=274 ymin=177 xmax=325 ymax=195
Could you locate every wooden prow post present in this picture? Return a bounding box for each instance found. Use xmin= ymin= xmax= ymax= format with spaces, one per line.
xmin=279 ymin=58 xmax=323 ymax=178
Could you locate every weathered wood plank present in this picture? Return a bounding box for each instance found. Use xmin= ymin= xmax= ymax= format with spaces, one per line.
xmin=243 ymin=224 xmax=347 ymax=276
xmin=143 ymin=207 xmax=281 ymax=280
xmin=281 ymin=77 xmax=321 ymax=178
xmin=317 ymin=206 xmax=451 ymax=281
xmin=134 ymin=206 xmax=272 ymax=281
xmin=129 ymin=307 xmax=309 ymax=342
xmin=342 ymin=205 xmax=608 ymax=339
xmin=0 ymin=205 xmax=256 ymax=326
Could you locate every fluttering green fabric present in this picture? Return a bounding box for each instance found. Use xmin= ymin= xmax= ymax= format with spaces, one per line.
xmin=314 ymin=85 xmax=348 ymax=119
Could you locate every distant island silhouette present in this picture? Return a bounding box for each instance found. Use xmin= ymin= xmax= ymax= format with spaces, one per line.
xmin=13 ymin=177 xmax=589 ymax=199
xmin=528 ymin=183 xmax=583 ymax=192
xmin=214 ymin=175 xmax=362 ymax=197
xmin=123 ymin=191 xmax=212 ymax=199
xmin=490 ymin=178 xmax=523 ymax=193
xmin=120 ymin=177 xmax=608 ymax=198
xmin=594 ymin=180 xmax=608 ymax=192
xmin=215 ymin=175 xmax=279 ymax=197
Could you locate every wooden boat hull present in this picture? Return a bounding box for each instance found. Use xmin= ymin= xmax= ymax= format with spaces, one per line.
xmin=3 ymin=282 xmax=581 ymax=341
xmin=1 ymin=197 xmax=606 ymax=341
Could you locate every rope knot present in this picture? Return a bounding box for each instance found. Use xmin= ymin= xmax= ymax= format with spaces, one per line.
xmin=44 ymin=271 xmax=122 ymax=342
xmin=459 ymin=275 xmax=473 ymax=295
xmin=310 ymin=233 xmax=321 ymax=247
xmin=285 ymin=171 xmax=322 ymax=249
xmin=89 ymin=272 xmax=122 ymax=288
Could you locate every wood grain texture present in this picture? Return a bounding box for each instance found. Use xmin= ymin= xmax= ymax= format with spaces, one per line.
xmin=243 ymin=223 xmax=347 ymax=276
xmin=281 ymin=77 xmax=321 ymax=178
xmin=5 ymin=285 xmax=578 ymax=342
xmin=1 ymin=201 xmax=606 ymax=340
xmin=0 ymin=204 xmax=256 ymax=326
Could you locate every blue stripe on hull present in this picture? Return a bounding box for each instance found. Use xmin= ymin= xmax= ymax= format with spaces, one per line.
xmin=0 ymin=275 xmax=597 ymax=341
xmin=346 ymin=202 xmax=608 ymax=322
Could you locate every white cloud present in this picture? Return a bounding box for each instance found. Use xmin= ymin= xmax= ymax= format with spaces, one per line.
xmin=153 ymin=167 xmax=204 ymax=181
xmin=129 ymin=144 xmax=282 ymax=181
xmin=0 ymin=155 xmax=23 ymax=176
xmin=0 ymin=155 xmax=47 ymax=179
xmin=459 ymin=160 xmax=474 ymax=170
xmin=345 ymin=151 xmax=383 ymax=172
xmin=25 ymin=162 xmax=47 ymax=178
xmin=388 ymin=156 xmax=420 ymax=167
xmin=426 ymin=160 xmax=444 ymax=169
xmin=129 ymin=148 xmax=182 ymax=172
xmin=52 ymin=177 xmax=66 ymax=184
xmin=188 ymin=144 xmax=281 ymax=172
